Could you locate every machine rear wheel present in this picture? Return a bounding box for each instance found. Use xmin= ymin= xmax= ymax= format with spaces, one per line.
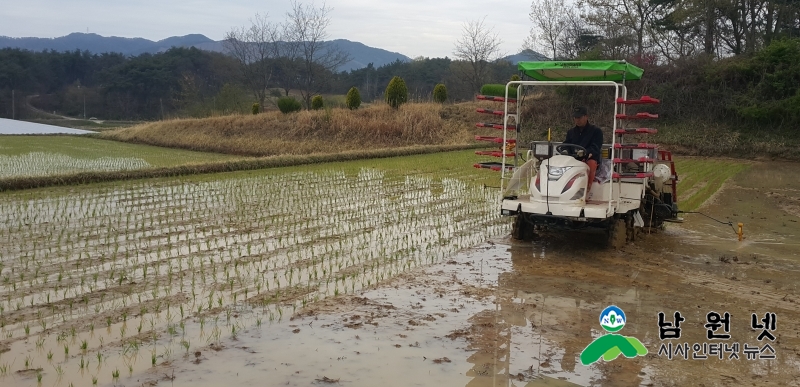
xmin=626 ymin=215 xmax=637 ymax=242
xmin=606 ymin=217 xmax=627 ymax=249
xmin=512 ymin=214 xmax=536 ymax=241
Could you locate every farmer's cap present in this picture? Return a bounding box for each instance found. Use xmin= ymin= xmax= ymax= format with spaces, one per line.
xmin=573 ymin=106 xmax=588 ymax=118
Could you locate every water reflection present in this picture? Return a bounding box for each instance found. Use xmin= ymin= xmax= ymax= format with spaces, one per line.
xmin=460 ymin=240 xmax=654 ymax=387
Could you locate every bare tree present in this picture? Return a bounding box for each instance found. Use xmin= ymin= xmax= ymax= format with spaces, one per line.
xmin=587 ymin=4 xmax=640 ymax=58
xmin=453 ymin=18 xmax=503 ymax=94
xmin=645 ymin=0 xmax=800 ymax=59
xmin=648 ymin=0 xmax=705 ymax=62
xmin=581 ymin=0 xmax=663 ymax=57
xmin=285 ymin=1 xmax=350 ymax=108
xmin=557 ymin=5 xmax=603 ymax=59
xmin=223 ymin=13 xmax=283 ymax=111
xmin=525 ymin=0 xmax=571 ymax=59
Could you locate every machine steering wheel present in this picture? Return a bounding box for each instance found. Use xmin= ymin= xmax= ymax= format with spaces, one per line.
xmin=555 ymin=144 xmax=588 ymax=160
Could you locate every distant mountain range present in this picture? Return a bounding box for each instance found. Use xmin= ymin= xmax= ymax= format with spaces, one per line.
xmin=0 ymin=32 xmax=546 ymax=71
xmin=0 ymin=33 xmax=412 ymax=72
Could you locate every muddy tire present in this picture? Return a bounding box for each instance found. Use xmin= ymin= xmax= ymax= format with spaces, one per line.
xmin=512 ymin=214 xmax=536 ymax=241
xmin=626 ymin=215 xmax=636 ymax=242
xmin=606 ymin=217 xmax=627 ymax=249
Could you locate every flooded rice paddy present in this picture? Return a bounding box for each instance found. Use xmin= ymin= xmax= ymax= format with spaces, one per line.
xmin=0 ymin=167 xmax=505 ymax=386
xmin=132 ymin=161 xmax=799 ymax=387
xmin=1 ymin=160 xmax=798 ymax=386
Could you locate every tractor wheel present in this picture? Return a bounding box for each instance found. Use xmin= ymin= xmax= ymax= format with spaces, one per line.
xmin=606 ymin=217 xmax=627 ymax=249
xmin=512 ymin=214 xmax=535 ymax=241
xmin=626 ymin=214 xmax=637 ymax=242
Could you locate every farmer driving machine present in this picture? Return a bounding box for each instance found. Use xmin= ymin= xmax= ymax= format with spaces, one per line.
xmin=473 ymin=61 xmax=681 ymax=247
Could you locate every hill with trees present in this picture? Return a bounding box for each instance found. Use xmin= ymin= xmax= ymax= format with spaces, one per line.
xmin=0 ymin=0 xmax=798 ymax=159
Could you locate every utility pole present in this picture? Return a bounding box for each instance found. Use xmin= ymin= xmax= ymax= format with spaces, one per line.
xmin=160 ymin=98 xmax=164 ymax=120
xmin=11 ymin=89 xmax=14 ymax=120
xmin=78 ymin=82 xmax=86 ymax=119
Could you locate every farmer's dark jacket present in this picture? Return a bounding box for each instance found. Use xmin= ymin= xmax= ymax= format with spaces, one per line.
xmin=564 ymin=123 xmax=603 ymax=163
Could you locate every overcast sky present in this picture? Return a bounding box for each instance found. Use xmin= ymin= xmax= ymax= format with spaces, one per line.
xmin=0 ymin=0 xmax=533 ymax=58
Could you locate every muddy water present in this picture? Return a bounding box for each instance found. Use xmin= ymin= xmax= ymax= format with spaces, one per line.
xmin=122 ymin=161 xmax=800 ymax=387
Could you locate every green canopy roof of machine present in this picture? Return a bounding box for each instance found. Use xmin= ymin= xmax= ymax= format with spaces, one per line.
xmin=517 ymin=60 xmax=644 ymax=81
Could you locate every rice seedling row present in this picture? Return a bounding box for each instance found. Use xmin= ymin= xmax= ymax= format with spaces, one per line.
xmin=0 ymin=152 xmax=151 ymax=179
xmin=0 ymin=167 xmax=506 ymax=386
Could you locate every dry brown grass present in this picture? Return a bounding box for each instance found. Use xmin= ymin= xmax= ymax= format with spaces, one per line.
xmin=3 ymin=102 xmax=503 ymax=191
xmin=101 ymin=103 xmax=485 ymax=157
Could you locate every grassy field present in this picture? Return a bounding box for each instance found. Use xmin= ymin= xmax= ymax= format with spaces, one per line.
xmin=673 ymin=157 xmax=751 ymax=211
xmin=24 ymin=119 xmax=142 ymax=132
xmin=100 ymin=102 xmax=487 ymax=157
xmin=651 ymin=121 xmax=800 ymax=160
xmin=0 ymin=136 xmax=240 ymax=165
xmin=1 ymin=102 xmax=494 ymax=186
xmin=0 ymin=136 xmax=243 ymax=179
xmin=0 ymin=144 xmax=484 ymax=191
xmin=0 ymin=130 xmax=750 ymax=214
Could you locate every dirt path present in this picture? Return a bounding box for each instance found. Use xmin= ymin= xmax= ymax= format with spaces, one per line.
xmin=119 ymin=162 xmax=800 ymax=386
xmin=25 ymin=94 xmax=80 ymax=120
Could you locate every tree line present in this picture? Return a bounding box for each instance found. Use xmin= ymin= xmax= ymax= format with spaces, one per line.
xmin=0 ymin=48 xmax=513 ymax=120
xmin=0 ymin=1 xmax=515 ymax=121
xmin=0 ymin=47 xmax=244 ymax=120
xmin=520 ymin=0 xmax=800 ymax=128
xmin=525 ymin=0 xmax=800 ymax=61
xmin=0 ymin=0 xmax=798 ymax=128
